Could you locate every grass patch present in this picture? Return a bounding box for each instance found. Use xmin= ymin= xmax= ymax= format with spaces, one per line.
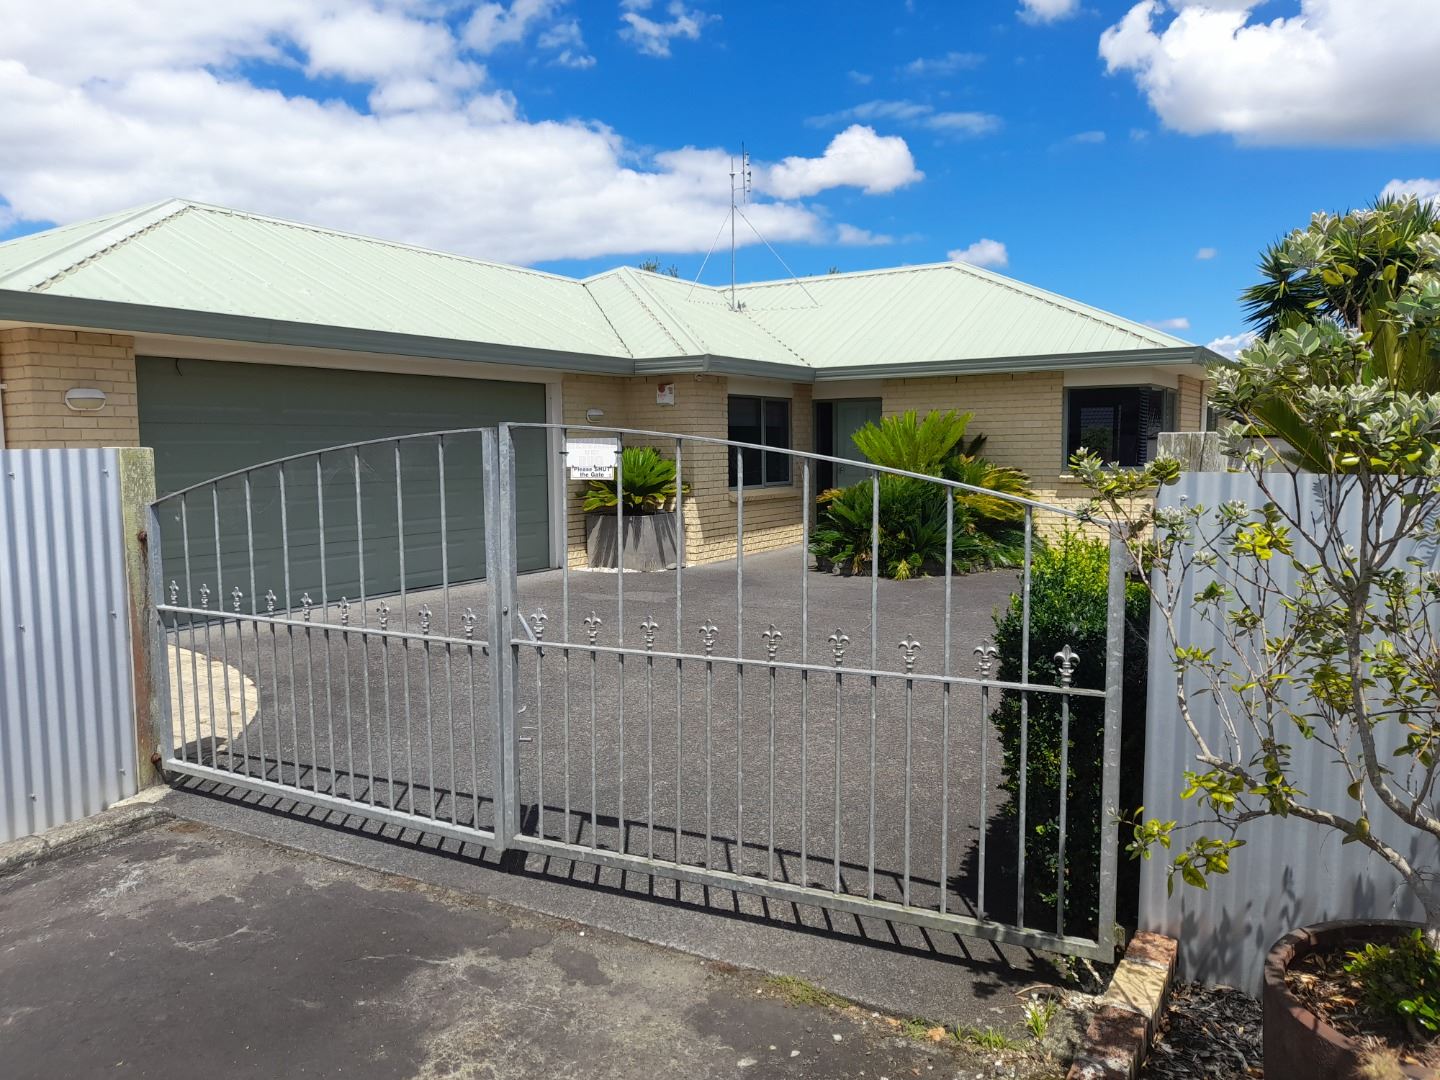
xmin=763 ymin=975 xmax=850 ymax=1010
xmin=954 ymin=1024 xmax=1023 ymax=1051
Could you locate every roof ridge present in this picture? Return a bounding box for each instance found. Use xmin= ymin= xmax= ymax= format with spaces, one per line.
xmin=579 ymin=274 xmax=636 ymax=359
xmin=182 ymin=202 xmax=586 ymax=286
xmin=615 ymin=268 xmax=706 ymax=355
xmin=939 ymin=259 xmax=1186 ymax=347
xmin=1 ymin=199 xmax=193 ymax=291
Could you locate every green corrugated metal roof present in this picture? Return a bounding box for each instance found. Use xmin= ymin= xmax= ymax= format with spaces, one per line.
xmin=0 ymin=199 xmax=1200 ymax=374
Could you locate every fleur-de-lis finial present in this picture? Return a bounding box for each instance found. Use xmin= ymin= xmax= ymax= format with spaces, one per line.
xmin=231 ymin=585 xmax=243 ymax=613
xmin=1054 ymin=644 xmax=1080 ymax=688
xmin=377 ymin=599 xmax=390 ymax=631
xmin=698 ymin=622 xmax=719 ymax=655
xmin=641 ymin=616 xmax=659 ymax=651
xmin=265 ymin=589 xmax=277 ymax=615
xmin=418 ymin=605 xmax=432 ymax=635
xmin=829 ymin=628 xmax=850 ymax=666
xmin=584 ymin=611 xmax=602 ymax=645
xmin=974 ymin=640 xmax=999 ymax=678
xmin=199 ymin=583 xmax=210 ymax=610
xmin=167 ymin=580 xmax=179 ymax=605
xmin=899 ymin=636 xmax=922 ymax=673
xmin=762 ymin=624 xmax=783 ymax=662
xmin=528 ymin=610 xmax=548 ymax=640
xmin=340 ymin=597 xmax=350 ymax=626
xmin=301 ymin=592 xmax=313 ymax=622
xmin=461 ymin=608 xmax=476 ymax=639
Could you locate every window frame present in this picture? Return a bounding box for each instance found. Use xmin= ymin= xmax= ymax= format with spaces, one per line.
xmin=1062 ymin=384 xmax=1178 ymax=470
xmin=727 ymin=394 xmax=793 ymax=488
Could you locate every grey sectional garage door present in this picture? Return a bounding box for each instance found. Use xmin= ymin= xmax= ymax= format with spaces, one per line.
xmin=139 ymin=356 xmax=550 ymax=603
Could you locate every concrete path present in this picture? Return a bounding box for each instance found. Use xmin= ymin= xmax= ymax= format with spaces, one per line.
xmin=0 ymin=818 xmax=1048 ymax=1080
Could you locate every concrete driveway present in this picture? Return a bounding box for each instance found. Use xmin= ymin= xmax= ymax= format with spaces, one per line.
xmin=0 ymin=815 xmax=1051 ymax=1080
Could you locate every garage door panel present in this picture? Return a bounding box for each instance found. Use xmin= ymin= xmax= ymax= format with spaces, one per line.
xmin=141 ymin=358 xmax=550 ymax=605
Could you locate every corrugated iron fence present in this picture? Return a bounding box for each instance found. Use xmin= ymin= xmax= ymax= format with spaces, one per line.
xmin=1139 ymin=470 xmax=1429 ymax=991
xmin=0 ymin=448 xmax=137 ymax=842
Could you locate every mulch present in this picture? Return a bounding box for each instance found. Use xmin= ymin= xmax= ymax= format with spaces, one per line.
xmin=1139 ymin=982 xmax=1263 ymax=1079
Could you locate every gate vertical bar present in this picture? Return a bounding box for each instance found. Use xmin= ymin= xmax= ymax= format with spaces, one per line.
xmin=487 ymin=426 xmax=518 ymax=849
xmin=1094 ymin=529 xmax=1127 ymax=960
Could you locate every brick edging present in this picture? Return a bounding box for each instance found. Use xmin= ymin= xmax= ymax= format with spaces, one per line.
xmin=1066 ymin=931 xmax=1178 ymax=1080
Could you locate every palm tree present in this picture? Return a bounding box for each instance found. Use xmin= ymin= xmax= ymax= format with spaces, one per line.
xmin=1232 ymin=196 xmax=1440 ymax=470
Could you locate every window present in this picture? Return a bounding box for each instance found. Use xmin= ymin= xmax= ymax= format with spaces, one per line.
xmin=1064 ymin=386 xmax=1176 ymax=468
xmin=728 ymin=395 xmax=791 ymax=487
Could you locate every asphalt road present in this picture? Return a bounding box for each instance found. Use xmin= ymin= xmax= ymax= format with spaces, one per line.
xmin=0 ymin=817 xmax=1008 ymax=1080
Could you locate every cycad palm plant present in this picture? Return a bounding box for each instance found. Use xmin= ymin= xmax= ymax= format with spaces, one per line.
xmin=581 ymin=446 xmax=690 ymax=514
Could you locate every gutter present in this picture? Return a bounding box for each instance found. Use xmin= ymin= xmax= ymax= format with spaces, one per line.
xmin=0 ymin=290 xmax=638 ymax=376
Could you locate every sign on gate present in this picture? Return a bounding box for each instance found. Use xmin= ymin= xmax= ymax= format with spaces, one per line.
xmin=565 ymin=436 xmax=619 ymax=480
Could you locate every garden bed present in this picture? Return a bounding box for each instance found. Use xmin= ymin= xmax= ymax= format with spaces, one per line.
xmin=1139 ymin=982 xmax=1261 ymax=1079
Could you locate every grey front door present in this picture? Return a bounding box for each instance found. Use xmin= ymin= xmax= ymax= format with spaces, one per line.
xmin=832 ymin=399 xmax=882 ymax=487
xmin=138 ymin=356 xmax=550 ymax=601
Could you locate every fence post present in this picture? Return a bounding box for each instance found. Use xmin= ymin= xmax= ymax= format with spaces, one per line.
xmin=1095 ymin=528 xmax=1128 ymax=960
xmin=116 ymin=447 xmax=163 ymax=789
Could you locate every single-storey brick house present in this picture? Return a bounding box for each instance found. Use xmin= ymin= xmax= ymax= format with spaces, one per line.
xmin=0 ymin=199 xmax=1216 ymax=569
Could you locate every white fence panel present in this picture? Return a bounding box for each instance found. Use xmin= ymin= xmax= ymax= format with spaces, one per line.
xmin=0 ymin=449 xmax=137 ymax=842
xmin=1138 ymin=471 xmax=1432 ymax=991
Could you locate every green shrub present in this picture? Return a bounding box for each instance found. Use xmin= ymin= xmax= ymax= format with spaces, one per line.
xmin=810 ymin=409 xmax=1034 ymax=579
xmin=1345 ymin=929 xmax=1440 ymax=1035
xmin=810 ymin=474 xmax=1025 ymax=578
xmin=580 ymin=446 xmax=689 ymax=514
xmin=989 ymin=530 xmax=1149 ymax=935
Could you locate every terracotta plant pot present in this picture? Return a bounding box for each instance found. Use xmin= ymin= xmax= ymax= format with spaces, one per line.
xmin=1262 ymin=919 xmax=1431 ymax=1080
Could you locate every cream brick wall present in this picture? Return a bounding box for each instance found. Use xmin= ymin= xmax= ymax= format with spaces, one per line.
xmin=1178 ymin=373 xmax=1205 ymax=432
xmin=0 ymin=328 xmax=140 ymax=448
xmin=561 ymin=372 xmax=813 ymax=567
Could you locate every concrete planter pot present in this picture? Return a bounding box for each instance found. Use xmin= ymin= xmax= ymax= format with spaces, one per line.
xmin=585 ymin=511 xmax=679 ymax=571
xmin=1262 ymin=919 xmax=1430 ymax=1080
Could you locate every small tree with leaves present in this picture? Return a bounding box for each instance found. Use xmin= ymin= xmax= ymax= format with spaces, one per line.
xmin=1073 ymin=204 xmax=1440 ymax=946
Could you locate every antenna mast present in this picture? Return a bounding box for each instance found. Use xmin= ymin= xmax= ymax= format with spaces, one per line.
xmin=728 ymin=144 xmax=752 ymax=313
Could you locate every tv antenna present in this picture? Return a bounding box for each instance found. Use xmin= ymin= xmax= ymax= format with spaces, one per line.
xmin=689 ymin=142 xmax=818 ymax=311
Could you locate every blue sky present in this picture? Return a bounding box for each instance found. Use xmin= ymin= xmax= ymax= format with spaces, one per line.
xmin=1 ymin=1 xmax=1437 ymax=354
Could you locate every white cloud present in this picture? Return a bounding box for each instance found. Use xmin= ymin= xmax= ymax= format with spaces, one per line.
xmin=1019 ymin=0 xmax=1081 ymax=24
xmin=764 ymin=126 xmax=923 ymax=199
xmin=1382 ymin=177 xmax=1440 ymax=207
xmin=1207 ymin=330 xmax=1257 ymax=359
xmin=1145 ymin=316 xmax=1190 ymax=331
xmin=1100 ymin=0 xmax=1440 ymax=145
xmin=948 ymin=238 xmax=1009 ymax=268
xmin=1056 ymin=129 xmax=1106 ymax=146
xmin=809 ymin=100 xmax=1001 ymax=138
xmin=902 ymin=51 xmax=984 ymax=77
xmin=847 ymin=70 xmax=873 ymax=85
xmin=0 ymin=2 xmax=914 ymax=264
xmin=1195 ymin=246 xmax=1217 ymax=259
xmin=464 ymin=0 xmax=561 ymax=53
xmin=619 ymin=1 xmax=715 ymax=58
xmin=835 ymin=224 xmax=894 ymax=246
xmin=538 ymin=19 xmax=595 ymax=68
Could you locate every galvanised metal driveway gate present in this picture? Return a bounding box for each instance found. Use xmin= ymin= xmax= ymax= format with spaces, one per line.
xmin=149 ymin=423 xmax=1126 ymax=962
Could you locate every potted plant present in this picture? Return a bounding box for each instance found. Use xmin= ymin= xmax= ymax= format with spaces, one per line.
xmin=582 ymin=445 xmax=689 ymax=571
xmin=1076 ymin=197 xmax=1440 ymax=1078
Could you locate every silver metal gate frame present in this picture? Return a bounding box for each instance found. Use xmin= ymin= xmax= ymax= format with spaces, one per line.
xmin=147 ymin=423 xmax=1125 ymax=963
